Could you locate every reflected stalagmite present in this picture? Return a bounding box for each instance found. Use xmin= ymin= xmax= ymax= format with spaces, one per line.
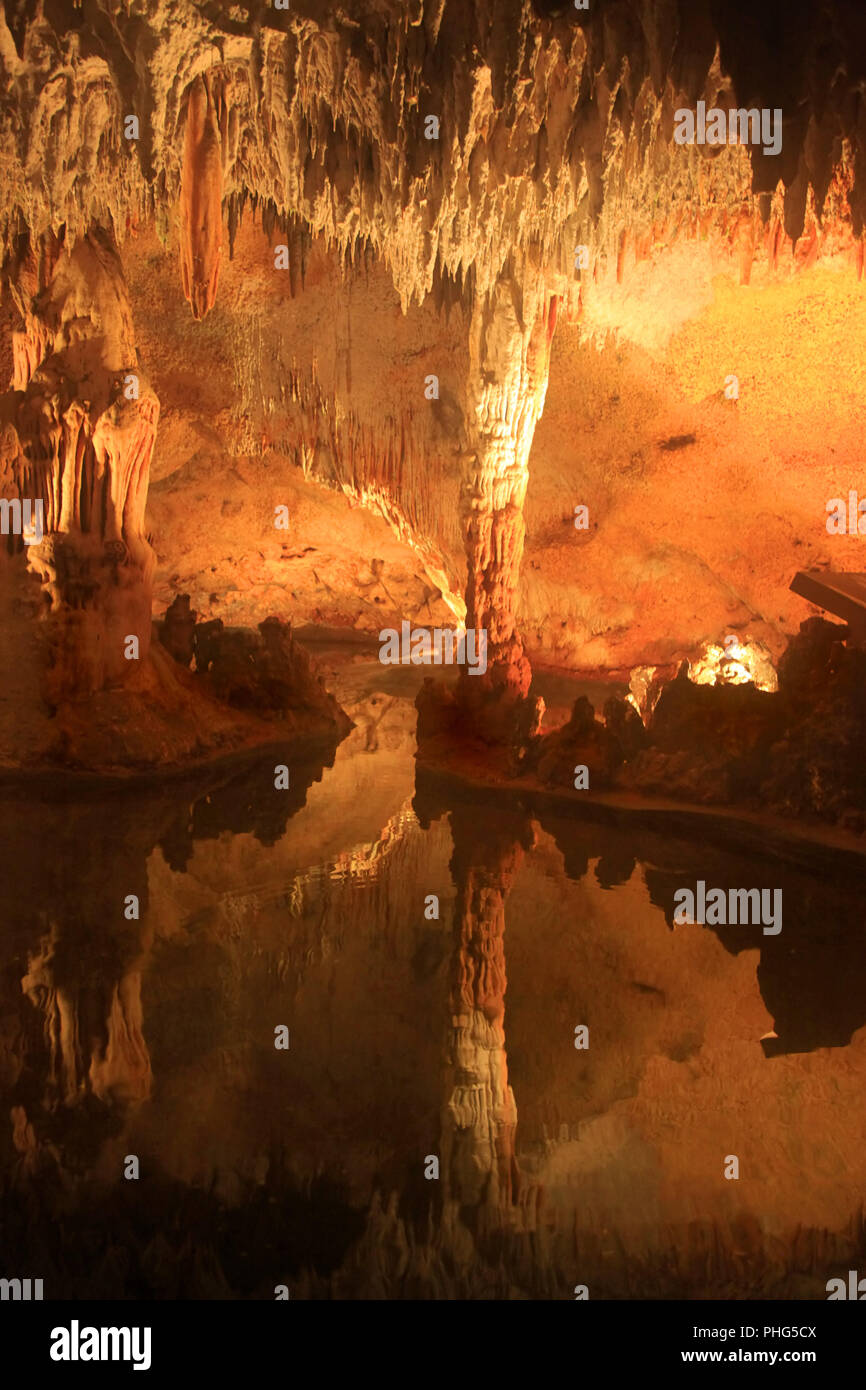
xmin=22 ymin=928 xmax=152 ymax=1112
xmin=442 ymin=805 xmax=533 ymax=1215
xmin=0 ymin=792 xmax=158 ymax=1183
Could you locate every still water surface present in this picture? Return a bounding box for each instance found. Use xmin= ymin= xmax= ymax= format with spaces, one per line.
xmin=1 ymin=657 xmax=864 ymax=1298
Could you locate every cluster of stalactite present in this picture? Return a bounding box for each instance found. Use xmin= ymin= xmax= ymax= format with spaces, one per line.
xmin=291 ymin=379 xmax=466 ymax=624
xmin=221 ymin=325 xmax=467 ymax=621
xmin=4 ymin=1 xmax=865 ymax=313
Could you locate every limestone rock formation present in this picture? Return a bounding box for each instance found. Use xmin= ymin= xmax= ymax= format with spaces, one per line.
xmin=157 ymin=595 xmax=350 ymax=728
xmin=2 ymin=0 xmax=866 ymax=768
xmin=2 ymin=229 xmax=158 ymax=700
xmin=442 ymin=803 xmax=534 ymax=1211
xmin=180 ymin=74 xmax=224 ymax=320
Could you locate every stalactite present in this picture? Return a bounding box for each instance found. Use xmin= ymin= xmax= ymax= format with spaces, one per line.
xmin=227 ymin=311 xmax=466 ymax=618
xmin=179 ymin=73 xmax=224 ymax=321
xmin=4 ymin=2 xmax=864 ymax=319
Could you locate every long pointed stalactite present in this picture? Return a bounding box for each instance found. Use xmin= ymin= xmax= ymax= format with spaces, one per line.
xmin=180 ymin=73 xmax=224 ymax=321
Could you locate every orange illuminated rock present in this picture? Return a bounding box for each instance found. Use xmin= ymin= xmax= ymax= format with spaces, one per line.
xmin=1 ymin=231 xmax=158 ymax=699
xmin=443 ymin=805 xmax=533 ymax=1209
xmin=180 ymin=74 xmax=223 ymax=321
xmin=437 ymin=276 xmax=561 ymax=748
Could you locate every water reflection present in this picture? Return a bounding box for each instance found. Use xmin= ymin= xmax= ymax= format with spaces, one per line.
xmin=534 ymin=805 xmax=866 ymax=1056
xmin=1 ymin=685 xmax=865 ymax=1299
xmin=442 ymin=803 xmax=531 ymax=1214
xmin=0 ymin=752 xmax=337 ymax=1183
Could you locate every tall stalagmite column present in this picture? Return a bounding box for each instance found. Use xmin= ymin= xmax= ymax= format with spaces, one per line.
xmin=1 ymin=230 xmax=159 ymax=701
xmin=458 ymin=270 xmax=558 ymax=742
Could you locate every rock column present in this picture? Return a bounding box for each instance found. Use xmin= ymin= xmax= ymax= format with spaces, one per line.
xmin=1 ymin=230 xmax=159 ymax=701
xmin=457 ymin=270 xmax=558 ymax=742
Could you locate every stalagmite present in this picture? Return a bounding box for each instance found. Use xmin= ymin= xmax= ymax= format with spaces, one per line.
xmin=454 ymin=274 xmax=558 ymax=742
xmin=1 ymin=230 xmax=158 ymax=700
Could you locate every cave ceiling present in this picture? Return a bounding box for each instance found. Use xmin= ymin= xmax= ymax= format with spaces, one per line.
xmin=3 ymin=0 xmax=864 ymax=310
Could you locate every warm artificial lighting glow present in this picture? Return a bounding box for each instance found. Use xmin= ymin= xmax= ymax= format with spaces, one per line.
xmin=626 ymin=663 xmax=660 ymax=720
xmin=687 ymin=637 xmax=778 ymax=692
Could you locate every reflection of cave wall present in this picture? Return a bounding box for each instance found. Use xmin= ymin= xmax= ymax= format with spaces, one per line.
xmin=533 ymin=805 xmax=866 ymax=1056
xmin=0 ymin=745 xmax=337 ymax=1180
xmin=501 ymin=814 xmax=866 ymax=1291
xmin=0 ymin=699 xmax=459 ymax=1295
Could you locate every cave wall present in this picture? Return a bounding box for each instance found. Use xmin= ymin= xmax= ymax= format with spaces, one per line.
xmin=118 ymin=215 xmax=866 ymax=681
xmin=124 ymin=216 xmax=468 ymax=633
xmin=522 ymin=250 xmax=866 ymax=674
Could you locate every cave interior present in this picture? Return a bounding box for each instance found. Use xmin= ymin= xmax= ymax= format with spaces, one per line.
xmin=1 ymin=0 xmax=866 ymax=1304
